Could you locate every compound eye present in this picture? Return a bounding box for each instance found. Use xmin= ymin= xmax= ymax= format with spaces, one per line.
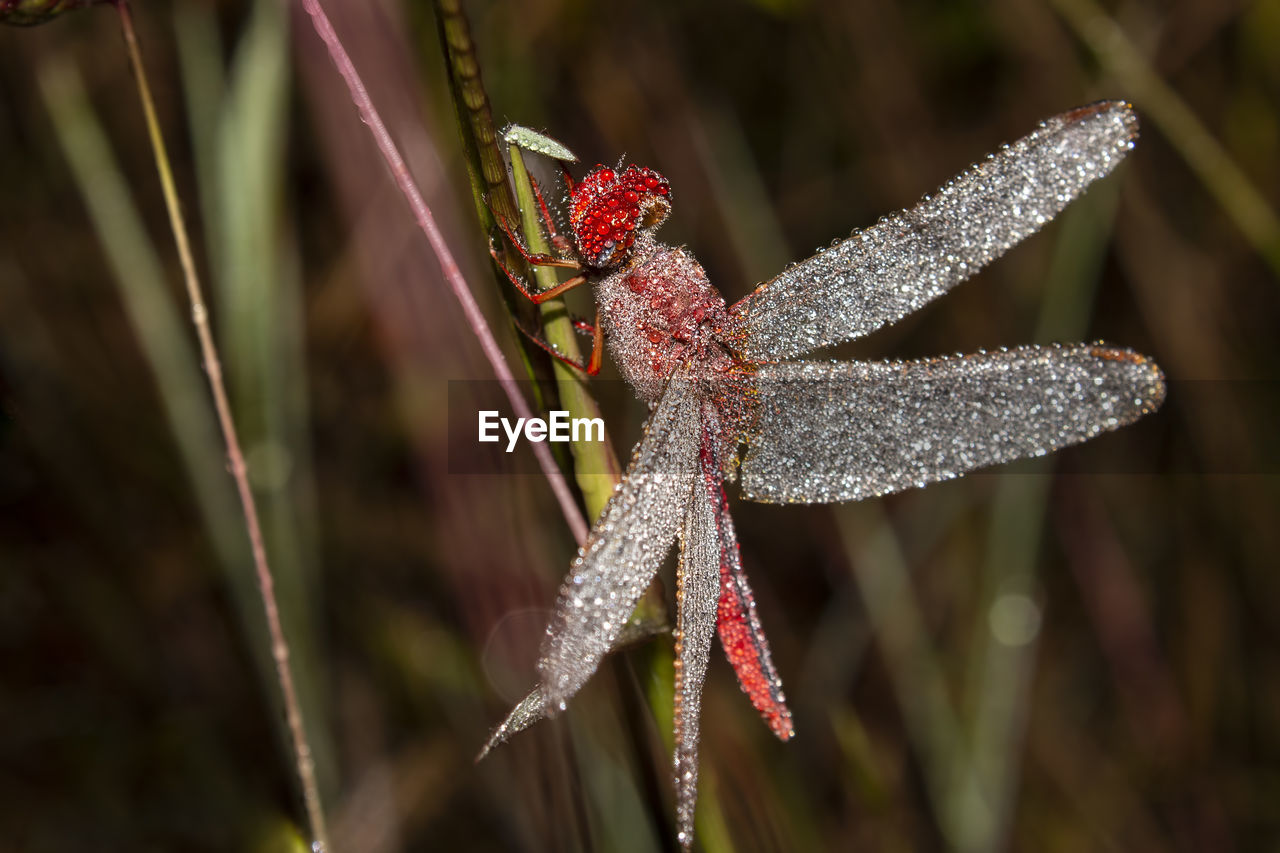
xmin=568 ymin=164 xmax=670 ymax=269
xmin=577 ymin=198 xmax=639 ymax=267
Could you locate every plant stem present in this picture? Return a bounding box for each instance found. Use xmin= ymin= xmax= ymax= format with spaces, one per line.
xmin=431 ymin=0 xmax=622 ymax=502
xmin=113 ymin=2 xmax=330 ymax=849
xmin=507 ymin=147 xmax=622 ymax=512
xmin=298 ymin=0 xmax=588 ymax=545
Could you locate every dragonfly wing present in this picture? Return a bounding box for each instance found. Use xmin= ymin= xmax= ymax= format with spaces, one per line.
xmin=538 ymin=367 xmax=703 ymax=712
xmin=479 ymin=618 xmax=673 ymax=760
xmin=673 ymin=413 xmax=724 ymax=850
xmin=730 ymin=102 xmax=1138 ymax=361
xmin=712 ymin=476 xmax=794 ymax=741
xmin=740 ymin=345 xmax=1165 ymax=504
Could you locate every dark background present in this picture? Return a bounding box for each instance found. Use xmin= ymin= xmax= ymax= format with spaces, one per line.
xmin=1 ymin=0 xmax=1277 ymax=850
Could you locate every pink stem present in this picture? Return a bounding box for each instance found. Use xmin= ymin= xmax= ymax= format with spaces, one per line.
xmin=299 ymin=0 xmax=589 ymax=545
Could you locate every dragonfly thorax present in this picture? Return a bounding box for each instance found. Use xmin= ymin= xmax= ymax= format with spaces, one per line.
xmin=570 ymin=164 xmax=671 ymax=269
xmin=594 ymin=242 xmax=735 ymax=407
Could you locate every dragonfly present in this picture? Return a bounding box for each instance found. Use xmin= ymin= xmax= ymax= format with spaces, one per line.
xmin=481 ymin=102 xmax=1165 ymax=849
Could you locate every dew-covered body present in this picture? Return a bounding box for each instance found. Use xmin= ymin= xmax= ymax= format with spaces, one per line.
xmin=485 ymin=102 xmax=1166 ymax=850
xmin=594 ymin=236 xmax=738 ymax=406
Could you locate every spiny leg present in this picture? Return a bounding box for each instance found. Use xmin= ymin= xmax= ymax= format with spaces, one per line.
xmin=507 ymin=308 xmax=602 ymax=376
xmin=571 ymin=310 xmax=604 ymax=376
xmin=486 ymin=160 xmax=598 ymax=371
xmin=487 ymin=237 xmax=589 ymax=302
xmin=486 ymin=236 xmax=599 ymax=374
xmin=486 ymin=187 xmax=585 ymax=301
xmin=529 ymin=175 xmax=573 ymax=255
xmin=494 ymin=210 xmax=582 ymax=270
xmin=557 ymin=160 xmax=577 ymax=196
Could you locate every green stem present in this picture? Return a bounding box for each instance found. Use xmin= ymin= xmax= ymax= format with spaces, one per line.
xmin=429 ymin=0 xmax=669 ymax=633
xmin=508 ymin=147 xmax=622 ymax=512
xmin=431 ymin=0 xmax=555 ymax=392
xmin=428 ymin=0 xmax=686 ymax=842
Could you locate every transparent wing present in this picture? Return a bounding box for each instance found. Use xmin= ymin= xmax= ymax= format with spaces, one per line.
xmin=478 ymin=614 xmax=670 ymax=759
xmin=740 ymin=345 xmax=1165 ymax=504
xmin=672 ymin=416 xmax=722 ymax=850
xmin=729 ymin=102 xmax=1139 ymax=361
xmin=538 ymin=367 xmax=702 ymax=711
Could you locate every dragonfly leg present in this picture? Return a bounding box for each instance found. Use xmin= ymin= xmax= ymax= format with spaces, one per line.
xmin=509 ymin=311 xmax=601 ymax=376
xmin=493 ymin=209 xmax=582 ymax=270
xmin=529 ymin=175 xmax=573 ymax=255
xmin=486 ymin=187 xmax=596 ymax=371
xmin=488 ymin=236 xmax=589 ymax=305
xmin=558 ymin=161 xmax=577 ymax=196
xmin=582 ymin=309 xmax=604 ymax=375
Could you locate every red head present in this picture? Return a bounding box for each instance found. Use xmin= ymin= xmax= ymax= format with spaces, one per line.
xmin=569 ymin=165 xmax=671 ymax=269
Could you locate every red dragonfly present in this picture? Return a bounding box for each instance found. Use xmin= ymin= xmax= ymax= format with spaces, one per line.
xmin=482 ymin=102 xmax=1165 ymax=848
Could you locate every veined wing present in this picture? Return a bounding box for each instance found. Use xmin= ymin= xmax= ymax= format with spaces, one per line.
xmin=739 ymin=345 xmax=1165 ymax=504
xmin=538 ymin=366 xmax=703 ymax=712
xmin=672 ymin=415 xmax=723 ymax=850
xmin=729 ymin=102 xmax=1138 ymax=362
xmin=673 ymin=413 xmax=794 ymax=848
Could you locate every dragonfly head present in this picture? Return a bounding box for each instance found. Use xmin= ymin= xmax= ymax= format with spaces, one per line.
xmin=569 ymin=164 xmax=671 ymax=269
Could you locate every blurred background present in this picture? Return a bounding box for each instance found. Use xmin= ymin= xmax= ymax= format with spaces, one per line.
xmin=1 ymin=0 xmax=1277 ymax=850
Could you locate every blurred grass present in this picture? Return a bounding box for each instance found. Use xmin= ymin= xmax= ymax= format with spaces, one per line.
xmin=36 ymin=55 xmax=246 ymax=584
xmin=175 ymin=0 xmax=334 ymax=801
xmin=1051 ymin=0 xmax=1280 ymax=277
xmin=32 ymin=0 xmax=333 ymax=842
xmin=1 ymin=0 xmax=1278 ymax=850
